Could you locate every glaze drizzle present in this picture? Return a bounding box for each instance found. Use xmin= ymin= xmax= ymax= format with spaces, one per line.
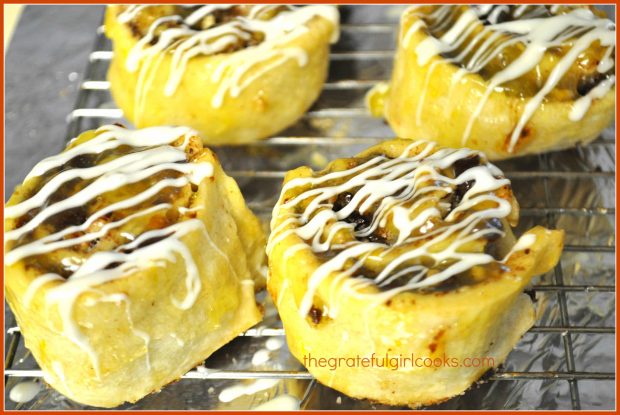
xmin=404 ymin=5 xmax=615 ymax=152
xmin=5 ymin=125 xmax=218 ymax=377
xmin=268 ymin=141 xmax=535 ymax=318
xmin=117 ymin=4 xmax=339 ymax=122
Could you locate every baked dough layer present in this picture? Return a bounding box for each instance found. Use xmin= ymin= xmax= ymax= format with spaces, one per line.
xmin=105 ymin=5 xmax=339 ymax=144
xmin=368 ymin=6 xmax=615 ymax=160
xmin=267 ymin=139 xmax=564 ymax=407
xmin=5 ymin=126 xmax=265 ymax=407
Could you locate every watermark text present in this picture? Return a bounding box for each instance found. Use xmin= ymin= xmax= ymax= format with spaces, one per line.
xmin=303 ymin=352 xmax=495 ymax=371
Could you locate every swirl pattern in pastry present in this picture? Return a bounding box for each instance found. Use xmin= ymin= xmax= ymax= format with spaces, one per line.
xmin=368 ymin=5 xmax=615 ymax=159
xmin=4 ymin=125 xmax=265 ymax=407
xmin=267 ymin=139 xmax=564 ymax=407
xmin=105 ymin=5 xmax=339 ymax=144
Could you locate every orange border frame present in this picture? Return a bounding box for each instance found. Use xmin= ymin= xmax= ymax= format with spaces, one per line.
xmin=1 ymin=1 xmax=618 ymax=414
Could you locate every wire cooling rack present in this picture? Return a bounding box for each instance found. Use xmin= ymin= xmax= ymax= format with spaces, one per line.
xmin=4 ymin=5 xmax=616 ymax=410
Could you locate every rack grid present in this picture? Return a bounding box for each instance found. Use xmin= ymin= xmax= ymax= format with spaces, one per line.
xmin=4 ymin=5 xmax=616 ymax=410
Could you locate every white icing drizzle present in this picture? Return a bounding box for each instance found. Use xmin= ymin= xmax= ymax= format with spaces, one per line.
xmin=23 ymin=273 xmax=63 ymax=307
xmin=486 ymin=6 xmax=509 ymax=25
xmin=218 ymin=379 xmax=279 ymax=403
xmin=169 ymin=333 xmax=185 ymax=346
xmin=275 ymin=278 xmax=290 ymax=308
xmin=6 ymin=204 xmax=172 ymax=266
xmin=251 ymin=337 xmax=284 ymax=366
xmin=177 ymin=206 xmax=204 ymax=214
xmin=268 ymin=141 xmax=536 ymax=318
xmin=117 ymin=5 xmax=149 ymax=24
xmin=570 ymin=75 xmax=616 ymax=121
xmin=9 ymin=381 xmax=41 ymax=403
xmin=119 ymin=4 xmax=339 ymax=122
xmin=265 ymin=337 xmax=284 ymax=351
xmin=503 ymin=233 xmax=536 ymax=260
xmin=404 ymin=6 xmax=616 ymax=153
xmin=251 ymin=349 xmax=271 ymax=366
xmin=50 ymin=361 xmax=71 ymax=395
xmin=22 ymin=125 xmax=194 ymax=181
xmin=4 ymin=125 xmax=218 ymax=378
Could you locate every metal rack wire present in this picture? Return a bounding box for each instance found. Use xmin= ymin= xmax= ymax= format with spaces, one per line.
xmin=4 ymin=5 xmax=616 ymax=410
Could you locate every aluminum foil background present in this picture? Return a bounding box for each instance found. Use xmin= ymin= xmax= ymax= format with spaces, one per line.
xmin=4 ymin=4 xmax=616 ymax=410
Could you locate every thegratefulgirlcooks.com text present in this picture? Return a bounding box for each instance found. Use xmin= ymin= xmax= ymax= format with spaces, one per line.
xmin=303 ymin=353 xmax=495 ymax=371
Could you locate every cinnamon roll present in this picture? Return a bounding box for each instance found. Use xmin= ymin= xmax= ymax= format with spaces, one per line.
xmin=267 ymin=139 xmax=564 ymax=407
xmin=367 ymin=6 xmax=615 ymax=159
xmin=4 ymin=125 xmax=265 ymax=407
xmin=105 ymin=5 xmax=339 ymax=144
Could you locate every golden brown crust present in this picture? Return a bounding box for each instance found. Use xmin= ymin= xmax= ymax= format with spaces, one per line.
xmin=104 ymin=5 xmax=339 ymax=144
xmin=5 ymin=127 xmax=266 ymax=407
xmin=368 ymin=5 xmax=615 ymax=159
xmin=267 ymin=139 xmax=564 ymax=407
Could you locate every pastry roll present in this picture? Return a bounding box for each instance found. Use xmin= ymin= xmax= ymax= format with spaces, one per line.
xmin=367 ymin=6 xmax=615 ymax=159
xmin=105 ymin=5 xmax=339 ymax=144
xmin=4 ymin=125 xmax=265 ymax=407
xmin=267 ymin=139 xmax=564 ymax=407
